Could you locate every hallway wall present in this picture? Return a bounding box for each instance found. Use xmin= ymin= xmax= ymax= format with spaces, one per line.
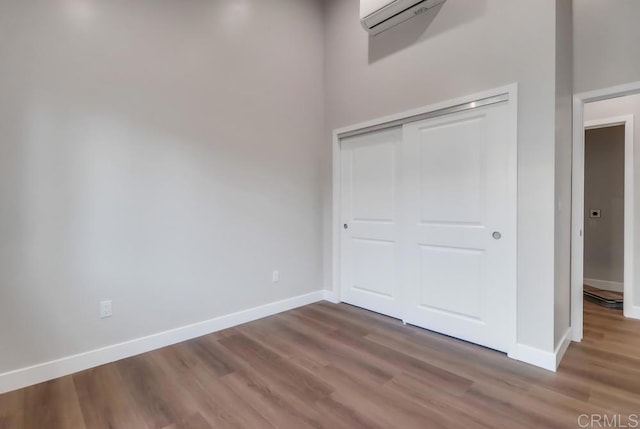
xmin=584 ymin=126 xmax=625 ymax=286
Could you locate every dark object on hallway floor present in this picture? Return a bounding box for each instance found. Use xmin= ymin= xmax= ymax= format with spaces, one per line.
xmin=584 ymin=284 xmax=623 ymax=309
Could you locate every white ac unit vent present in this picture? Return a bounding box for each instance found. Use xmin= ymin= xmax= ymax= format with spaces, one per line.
xmin=360 ymin=0 xmax=446 ymax=35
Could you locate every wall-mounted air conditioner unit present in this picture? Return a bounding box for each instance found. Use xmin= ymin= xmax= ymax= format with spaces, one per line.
xmin=360 ymin=0 xmax=446 ymax=35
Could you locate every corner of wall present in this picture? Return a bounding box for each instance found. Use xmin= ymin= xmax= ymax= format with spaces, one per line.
xmin=553 ymin=0 xmax=574 ymax=347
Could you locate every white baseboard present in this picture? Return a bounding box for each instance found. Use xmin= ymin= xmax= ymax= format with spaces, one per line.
xmin=509 ymin=328 xmax=572 ymax=372
xmin=554 ymin=328 xmax=572 ymax=369
xmin=584 ymin=278 xmax=624 ymax=293
xmin=624 ymin=304 xmax=640 ymax=320
xmin=510 ymin=344 xmax=556 ymax=372
xmin=571 ymin=330 xmax=582 ymax=342
xmin=0 ymin=290 xmax=325 ymax=395
xmin=323 ymin=289 xmax=340 ymax=304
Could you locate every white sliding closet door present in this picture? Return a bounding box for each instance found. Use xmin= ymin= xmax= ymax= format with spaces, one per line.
xmin=340 ymin=127 xmax=404 ymax=319
xmin=401 ymin=104 xmax=514 ymax=352
xmin=338 ymin=97 xmax=516 ymax=353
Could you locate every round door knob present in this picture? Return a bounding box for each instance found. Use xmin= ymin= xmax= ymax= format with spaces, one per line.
xmin=344 ymin=224 xmax=349 ymax=230
xmin=492 ymin=231 xmax=502 ymax=240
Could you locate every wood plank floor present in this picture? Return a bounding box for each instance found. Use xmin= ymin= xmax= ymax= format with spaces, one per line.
xmin=1 ymin=300 xmax=639 ymax=428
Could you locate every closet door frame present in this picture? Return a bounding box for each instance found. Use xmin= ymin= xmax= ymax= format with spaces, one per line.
xmin=330 ymin=83 xmax=518 ymax=357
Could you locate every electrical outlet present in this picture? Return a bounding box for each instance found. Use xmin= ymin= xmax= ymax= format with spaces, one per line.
xmin=272 ymin=270 xmax=280 ymax=283
xmin=100 ymin=300 xmax=112 ymax=318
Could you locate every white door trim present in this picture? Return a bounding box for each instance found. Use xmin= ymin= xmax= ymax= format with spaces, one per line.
xmin=331 ymin=83 xmax=518 ymax=356
xmin=572 ymin=81 xmax=640 ymax=342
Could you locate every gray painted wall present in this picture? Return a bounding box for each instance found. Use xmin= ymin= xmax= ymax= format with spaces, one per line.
xmin=574 ymin=0 xmax=640 ymax=93
xmin=554 ymin=0 xmax=573 ymax=347
xmin=584 ymin=126 xmax=625 ymax=284
xmin=323 ymin=0 xmax=563 ymax=352
xmin=0 ymin=0 xmax=325 ymax=374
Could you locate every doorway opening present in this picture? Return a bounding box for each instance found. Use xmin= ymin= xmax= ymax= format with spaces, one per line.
xmin=572 ymin=84 xmax=639 ymax=342
xmin=583 ymin=122 xmax=625 ymax=309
